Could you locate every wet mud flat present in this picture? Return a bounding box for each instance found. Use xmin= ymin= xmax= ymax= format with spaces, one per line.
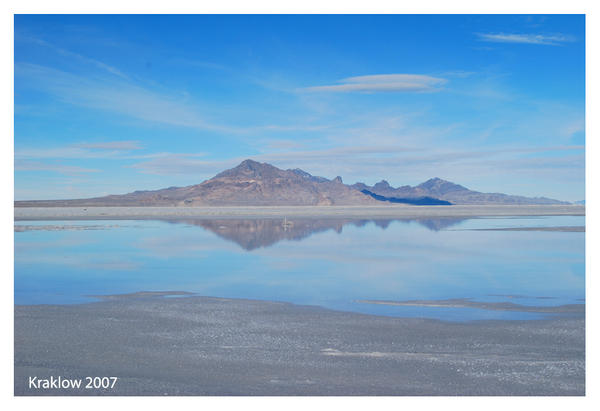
xmin=14 ymin=293 xmax=585 ymax=396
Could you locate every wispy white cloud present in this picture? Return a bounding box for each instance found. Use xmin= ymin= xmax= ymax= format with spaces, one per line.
xmin=476 ymin=33 xmax=575 ymax=46
xmin=75 ymin=140 xmax=143 ymax=150
xmin=439 ymin=71 xmax=476 ymax=78
xmin=16 ymin=147 xmax=108 ymax=160
xmin=560 ymin=119 xmax=585 ymax=140
xmin=128 ymin=145 xmax=583 ymax=178
xmin=16 ymin=140 xmax=139 ymax=160
xmin=257 ymin=124 xmax=331 ymax=132
xmin=144 ymin=146 xmax=422 ymax=176
xmin=14 ymin=63 xmax=237 ymax=132
xmin=17 ymin=34 xmax=129 ymax=78
xmin=15 ymin=160 xmax=100 ymax=174
xmin=170 ymin=58 xmax=230 ymax=72
xmin=260 ymin=139 xmax=307 ymax=150
xmin=15 ymin=142 xmax=204 ymax=161
xmin=304 ymin=74 xmax=447 ymax=93
xmin=130 ymin=156 xmax=229 ymax=176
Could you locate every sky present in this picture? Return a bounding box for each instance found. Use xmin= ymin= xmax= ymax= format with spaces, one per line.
xmin=14 ymin=14 xmax=585 ymax=201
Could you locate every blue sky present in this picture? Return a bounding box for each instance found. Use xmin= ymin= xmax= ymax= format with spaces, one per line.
xmin=14 ymin=14 xmax=585 ymax=201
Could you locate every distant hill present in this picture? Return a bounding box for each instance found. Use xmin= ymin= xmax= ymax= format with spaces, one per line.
xmin=15 ymin=159 xmax=376 ymax=207
xmin=15 ymin=159 xmax=568 ymax=207
xmin=351 ymin=178 xmax=569 ymax=205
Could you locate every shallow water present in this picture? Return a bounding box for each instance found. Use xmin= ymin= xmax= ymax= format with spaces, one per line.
xmin=14 ymin=215 xmax=584 ymax=321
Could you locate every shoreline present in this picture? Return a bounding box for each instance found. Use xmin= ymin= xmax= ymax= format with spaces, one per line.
xmin=14 ymin=292 xmax=585 ymax=395
xmin=14 ymin=204 xmax=585 ymax=221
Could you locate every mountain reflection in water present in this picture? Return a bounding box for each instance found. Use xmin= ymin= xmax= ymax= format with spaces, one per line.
xmin=14 ymin=215 xmax=584 ymax=319
xmin=164 ymin=218 xmax=466 ymax=250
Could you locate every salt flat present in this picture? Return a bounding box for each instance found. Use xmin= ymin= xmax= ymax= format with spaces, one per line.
xmin=14 ymin=204 xmax=585 ymax=220
xmin=14 ymin=293 xmax=584 ymax=396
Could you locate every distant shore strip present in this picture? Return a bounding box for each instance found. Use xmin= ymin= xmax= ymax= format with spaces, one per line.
xmin=14 ymin=205 xmax=585 ymax=221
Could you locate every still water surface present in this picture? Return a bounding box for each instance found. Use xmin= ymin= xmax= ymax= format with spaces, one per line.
xmin=14 ymin=215 xmax=584 ymax=321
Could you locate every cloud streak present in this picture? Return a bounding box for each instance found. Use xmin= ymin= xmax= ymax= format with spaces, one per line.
xmin=129 ymin=145 xmax=426 ymax=176
xmin=304 ymin=74 xmax=447 ymax=93
xmin=129 ymin=145 xmax=583 ymax=178
xmin=15 ymin=63 xmax=237 ymax=132
xmin=476 ymin=33 xmax=575 ymax=46
xmin=15 ymin=160 xmax=100 ymax=174
xmin=75 ymin=140 xmax=143 ymax=150
xmin=15 ymin=143 xmax=205 ymax=161
xmin=16 ymin=140 xmax=141 ymax=160
xmin=17 ymin=34 xmax=129 ymax=78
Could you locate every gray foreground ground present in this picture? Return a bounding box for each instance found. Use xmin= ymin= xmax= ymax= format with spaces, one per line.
xmin=14 ymin=293 xmax=585 ymax=396
xmin=14 ymin=204 xmax=585 ymax=220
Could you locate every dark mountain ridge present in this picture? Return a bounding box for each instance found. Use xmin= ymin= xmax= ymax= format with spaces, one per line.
xmin=360 ymin=189 xmax=453 ymax=206
xmin=352 ymin=177 xmax=568 ymax=205
xmin=15 ymin=159 xmax=568 ymax=207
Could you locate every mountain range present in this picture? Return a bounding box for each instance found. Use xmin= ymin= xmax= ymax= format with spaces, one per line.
xmin=351 ymin=178 xmax=568 ymax=205
xmin=14 ymin=159 xmax=569 ymax=207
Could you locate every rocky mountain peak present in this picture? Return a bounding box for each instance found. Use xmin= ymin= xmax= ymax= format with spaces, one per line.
xmin=215 ymin=159 xmax=280 ymax=179
xmin=290 ymin=168 xmax=311 ymax=178
xmin=289 ymin=168 xmax=330 ymax=183
xmin=239 ymin=158 xmax=261 ymax=167
xmin=373 ymin=180 xmax=391 ymax=190
xmin=417 ymin=178 xmax=467 ymax=195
